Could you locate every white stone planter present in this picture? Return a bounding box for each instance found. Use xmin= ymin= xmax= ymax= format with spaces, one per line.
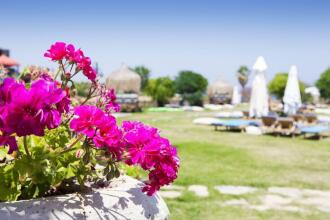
xmin=0 ymin=175 xmax=169 ymax=220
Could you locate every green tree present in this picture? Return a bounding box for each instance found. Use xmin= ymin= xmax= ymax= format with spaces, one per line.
xmin=268 ymin=73 xmax=308 ymax=101
xmin=316 ymin=68 xmax=330 ymax=99
xmin=133 ymin=66 xmax=150 ymax=91
xmin=175 ymin=71 xmax=208 ymax=106
xmin=145 ymin=77 xmax=175 ymax=106
xmin=236 ymin=65 xmax=250 ymax=89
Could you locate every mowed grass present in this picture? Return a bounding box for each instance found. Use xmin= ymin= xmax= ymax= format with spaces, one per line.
xmin=119 ymin=111 xmax=330 ymax=220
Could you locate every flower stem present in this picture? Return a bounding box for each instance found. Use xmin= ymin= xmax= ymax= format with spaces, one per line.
xmin=54 ymin=68 xmax=61 ymax=80
xmin=23 ymin=136 xmax=31 ymax=158
xmin=60 ymin=134 xmax=84 ymax=154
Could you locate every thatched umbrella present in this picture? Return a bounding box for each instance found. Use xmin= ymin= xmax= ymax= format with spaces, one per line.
xmin=207 ymin=79 xmax=233 ymax=104
xmin=207 ymin=79 xmax=233 ymax=97
xmin=0 ymin=54 xmax=19 ymax=67
xmin=106 ymin=64 xmax=141 ymax=94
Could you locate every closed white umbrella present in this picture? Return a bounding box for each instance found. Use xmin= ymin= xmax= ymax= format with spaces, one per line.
xmin=249 ymin=56 xmax=269 ymax=117
xmin=283 ymin=65 xmax=301 ymax=115
xmin=231 ymin=86 xmax=241 ymax=105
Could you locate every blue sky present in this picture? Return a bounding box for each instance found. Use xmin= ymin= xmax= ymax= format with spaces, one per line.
xmin=1 ymin=0 xmax=330 ymax=85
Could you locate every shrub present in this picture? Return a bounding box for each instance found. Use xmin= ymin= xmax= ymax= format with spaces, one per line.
xmin=145 ymin=77 xmax=175 ymax=106
xmin=316 ymin=68 xmax=330 ymax=99
xmin=175 ymin=71 xmax=208 ymax=106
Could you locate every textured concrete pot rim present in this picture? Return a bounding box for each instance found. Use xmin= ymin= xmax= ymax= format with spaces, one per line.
xmin=0 ymin=175 xmax=169 ymax=220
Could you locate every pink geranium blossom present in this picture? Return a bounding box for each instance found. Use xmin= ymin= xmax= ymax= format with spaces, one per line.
xmin=104 ymin=89 xmax=120 ymax=112
xmin=0 ymin=79 xmax=69 ymax=137
xmin=70 ymin=105 xmax=123 ymax=160
xmin=0 ymin=132 xmax=17 ymax=154
xmin=44 ymin=42 xmax=67 ymax=61
xmin=122 ymin=121 xmax=180 ymax=195
xmin=44 ymin=42 xmax=97 ymax=82
xmin=0 ymin=78 xmax=70 ymax=153
xmin=70 ymin=105 xmax=105 ymax=138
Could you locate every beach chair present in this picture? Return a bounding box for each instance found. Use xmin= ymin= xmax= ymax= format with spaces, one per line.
xmin=261 ymin=116 xmax=278 ymax=134
xmin=242 ymin=111 xmax=249 ymax=119
xmin=300 ymin=125 xmax=330 ymax=139
xmin=291 ymin=114 xmax=305 ymax=123
xmin=304 ymin=114 xmax=318 ymax=124
xmin=212 ymin=120 xmax=260 ymax=132
xmin=274 ymin=118 xmax=298 ymax=136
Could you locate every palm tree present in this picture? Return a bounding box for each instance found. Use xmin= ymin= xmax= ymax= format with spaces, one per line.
xmin=237 ymin=65 xmax=250 ymax=89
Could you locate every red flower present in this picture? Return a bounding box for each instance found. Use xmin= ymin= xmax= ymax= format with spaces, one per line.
xmin=122 ymin=121 xmax=180 ymax=195
xmin=45 ymin=42 xmax=97 ymax=82
xmin=44 ymin=42 xmax=67 ymax=61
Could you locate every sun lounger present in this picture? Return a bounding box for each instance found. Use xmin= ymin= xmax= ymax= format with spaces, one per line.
xmin=215 ymin=111 xmax=243 ymax=119
xmin=304 ymin=114 xmax=318 ymax=124
xmin=300 ymin=125 xmax=330 ymax=139
xmin=212 ymin=120 xmax=260 ymax=132
xmin=274 ymin=118 xmax=298 ymax=136
xmin=193 ymin=118 xmax=223 ymax=125
xmin=242 ymin=111 xmax=250 ymax=118
xmin=261 ymin=116 xmax=278 ymax=134
xmin=147 ymin=107 xmax=184 ymax=112
xmin=291 ymin=114 xmax=305 ymax=123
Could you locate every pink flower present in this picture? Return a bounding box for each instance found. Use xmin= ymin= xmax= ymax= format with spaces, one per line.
xmin=70 ymin=105 xmax=105 ymax=138
xmin=104 ymin=89 xmax=120 ymax=112
xmin=82 ymin=65 xmax=97 ymax=81
xmin=77 ymin=56 xmax=96 ymax=81
xmin=1 ymin=79 xmax=69 ymax=137
xmin=44 ymin=42 xmax=67 ymax=61
xmin=0 ymin=133 xmax=17 ymax=154
xmin=97 ymin=87 xmax=120 ymax=113
xmin=93 ymin=119 xmax=123 ymax=160
xmin=122 ymin=121 xmax=159 ymax=168
xmin=70 ymin=105 xmax=124 ymax=160
xmin=66 ymin=44 xmax=86 ymax=64
xmin=45 ymin=42 xmax=97 ymax=82
xmin=122 ymin=121 xmax=180 ymax=195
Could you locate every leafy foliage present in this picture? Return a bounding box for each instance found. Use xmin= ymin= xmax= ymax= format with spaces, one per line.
xmin=316 ymin=68 xmax=330 ymax=99
xmin=175 ymin=71 xmax=208 ymax=106
xmin=146 ymin=77 xmax=176 ymax=106
xmin=236 ymin=65 xmax=250 ymax=89
xmin=75 ymin=82 xmax=91 ymax=97
xmin=0 ymin=124 xmax=118 ymax=201
xmin=0 ymin=126 xmax=86 ymax=201
xmin=133 ymin=66 xmax=150 ymax=91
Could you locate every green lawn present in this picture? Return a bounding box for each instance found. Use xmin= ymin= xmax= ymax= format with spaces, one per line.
xmin=120 ymin=111 xmax=330 ymax=220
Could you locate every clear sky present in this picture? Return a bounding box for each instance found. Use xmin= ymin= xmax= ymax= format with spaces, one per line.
xmin=1 ymin=0 xmax=330 ymax=85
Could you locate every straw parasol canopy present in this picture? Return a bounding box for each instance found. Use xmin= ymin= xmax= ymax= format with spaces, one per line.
xmin=0 ymin=54 xmax=19 ymax=67
xmin=207 ymin=79 xmax=233 ymax=97
xmin=106 ymin=64 xmax=141 ymax=94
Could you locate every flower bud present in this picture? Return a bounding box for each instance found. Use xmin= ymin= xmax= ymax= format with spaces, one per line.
xmin=65 ymin=72 xmax=71 ymax=79
xmin=75 ymin=149 xmax=85 ymax=158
